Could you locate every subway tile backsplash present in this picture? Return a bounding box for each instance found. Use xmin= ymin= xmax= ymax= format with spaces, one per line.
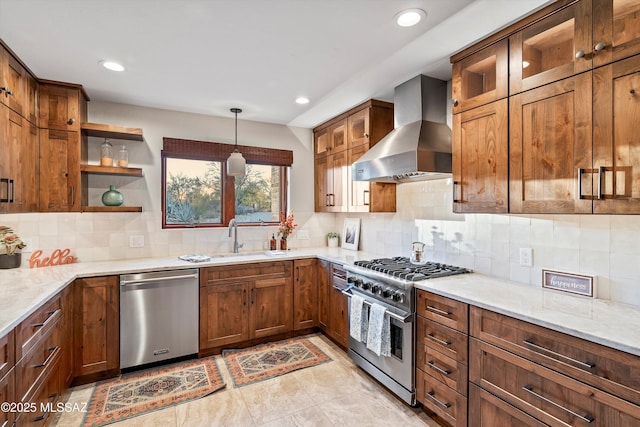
xmin=3 ymin=180 xmax=639 ymax=307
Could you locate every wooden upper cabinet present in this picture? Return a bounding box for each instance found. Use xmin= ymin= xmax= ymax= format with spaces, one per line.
xmin=510 ymin=72 xmax=593 ymax=214
xmin=39 ymin=129 xmax=80 ymax=212
xmin=509 ymin=0 xmax=593 ymax=95
xmin=315 ymin=150 xmax=348 ymax=212
xmin=593 ymin=0 xmax=640 ymax=67
xmin=38 ymin=83 xmax=83 ymax=131
xmin=592 ymin=53 xmax=640 ymax=213
xmin=347 ymin=107 xmax=370 ymax=148
xmin=314 ymin=119 xmax=347 ymax=158
xmin=452 ymin=39 xmax=508 ymax=114
xmin=348 ymin=143 xmax=396 ymax=212
xmin=314 ymin=127 xmax=330 ymax=158
xmin=0 ymin=47 xmax=27 ymax=117
xmin=453 ymin=99 xmax=508 ymax=213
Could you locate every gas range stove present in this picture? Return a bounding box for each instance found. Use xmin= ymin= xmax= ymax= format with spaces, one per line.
xmin=344 ymin=257 xmax=471 ymax=311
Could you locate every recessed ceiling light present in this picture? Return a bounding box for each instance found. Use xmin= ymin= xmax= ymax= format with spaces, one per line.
xmin=99 ymin=60 xmax=125 ymax=72
xmin=395 ymin=9 xmax=426 ymax=27
xmin=295 ymin=97 xmax=310 ymax=105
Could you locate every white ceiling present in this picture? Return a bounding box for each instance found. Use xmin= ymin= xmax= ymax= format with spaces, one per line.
xmin=0 ymin=0 xmax=552 ymax=128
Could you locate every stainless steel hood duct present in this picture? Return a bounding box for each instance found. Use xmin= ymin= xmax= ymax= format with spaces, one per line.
xmin=353 ymin=75 xmax=452 ymax=183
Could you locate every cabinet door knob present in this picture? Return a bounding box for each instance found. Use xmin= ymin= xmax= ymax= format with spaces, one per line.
xmin=0 ymin=86 xmax=6 ymax=93
xmin=575 ymin=50 xmax=585 ymax=59
xmin=67 ymin=118 xmax=75 ymax=125
xmin=4 ymin=89 xmax=13 ymax=97
xmin=594 ymin=41 xmax=607 ymax=52
xmin=363 ymin=133 xmax=369 ymax=138
xmin=452 ymin=98 xmax=459 ymax=107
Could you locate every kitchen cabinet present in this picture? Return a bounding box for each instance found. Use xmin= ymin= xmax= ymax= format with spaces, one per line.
xmin=38 ymin=128 xmax=81 ymax=212
xmin=317 ymin=260 xmax=348 ymax=349
xmin=0 ymin=368 xmax=15 ymax=427
xmin=60 ymin=284 xmax=74 ymax=389
xmin=0 ymin=104 xmax=38 ymax=213
xmin=314 ymin=149 xmax=347 ymax=212
xmin=415 ymin=290 xmax=469 ymax=427
xmin=0 ymin=44 xmax=27 ymax=117
xmin=469 ymin=306 xmax=640 ymax=426
xmin=591 ymin=54 xmax=640 ymax=213
xmin=73 ymin=276 xmax=119 ymax=384
xmin=593 ymin=0 xmax=640 ymax=66
xmin=38 ymin=83 xmax=84 ymax=132
xmin=509 ymin=72 xmax=593 ymax=214
xmin=314 ymin=99 xmax=395 ymax=213
xmin=293 ymin=259 xmax=317 ymax=330
xmin=509 ymin=0 xmax=592 ymax=95
xmin=452 ymin=99 xmax=508 ymax=213
xmin=199 ymin=262 xmax=293 ymax=353
xmin=452 ymin=39 xmax=508 ymax=114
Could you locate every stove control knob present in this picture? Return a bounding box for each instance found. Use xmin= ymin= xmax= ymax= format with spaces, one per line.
xmin=394 ymin=292 xmax=405 ymax=303
xmin=382 ymin=289 xmax=392 ymax=298
xmin=347 ymin=276 xmax=356 ymax=284
xmin=371 ymin=284 xmax=379 ymax=293
xmin=354 ymin=279 xmax=363 ymax=288
xmin=363 ymin=281 xmax=372 ymax=290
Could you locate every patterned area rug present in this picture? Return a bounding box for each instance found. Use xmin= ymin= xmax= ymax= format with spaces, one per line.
xmin=82 ymin=357 xmax=225 ymax=426
xmin=222 ymin=336 xmax=332 ymax=387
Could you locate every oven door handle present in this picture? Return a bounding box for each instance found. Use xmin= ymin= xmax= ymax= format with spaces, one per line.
xmin=342 ymin=289 xmax=413 ymax=323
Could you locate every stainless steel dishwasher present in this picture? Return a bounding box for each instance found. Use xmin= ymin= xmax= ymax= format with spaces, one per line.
xmin=120 ymin=269 xmax=199 ymax=370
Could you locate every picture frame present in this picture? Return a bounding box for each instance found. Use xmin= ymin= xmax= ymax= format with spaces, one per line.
xmin=341 ymin=218 xmax=361 ymax=251
xmin=542 ymin=269 xmax=595 ymax=297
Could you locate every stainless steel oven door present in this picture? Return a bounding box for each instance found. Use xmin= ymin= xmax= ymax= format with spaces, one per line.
xmin=344 ymin=288 xmax=415 ymax=402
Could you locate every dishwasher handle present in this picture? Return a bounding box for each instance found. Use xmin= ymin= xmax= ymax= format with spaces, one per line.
xmin=120 ymin=273 xmax=199 ymax=287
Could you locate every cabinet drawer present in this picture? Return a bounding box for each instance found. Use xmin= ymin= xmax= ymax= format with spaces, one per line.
xmin=417 ymin=291 xmax=468 ymax=333
xmin=18 ymin=364 xmax=60 ymax=427
xmin=416 ymin=367 xmax=467 ymax=427
xmin=470 ymin=338 xmax=640 ymax=426
xmin=0 ymin=368 xmax=15 ymax=427
xmin=416 ymin=342 xmax=467 ymax=396
xmin=0 ymin=330 xmax=14 ymax=379
xmin=417 ymin=315 xmax=468 ymax=365
xmin=15 ymin=296 xmax=62 ymax=360
xmin=201 ymin=261 xmax=292 ymax=285
xmin=469 ymin=383 xmax=549 ymax=427
xmin=16 ymin=326 xmax=61 ymax=402
xmin=471 ymin=306 xmax=640 ymax=405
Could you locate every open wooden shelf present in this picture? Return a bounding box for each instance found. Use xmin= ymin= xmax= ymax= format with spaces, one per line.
xmin=81 ymin=122 xmax=143 ymax=141
xmin=81 ymin=206 xmax=143 ymax=213
xmin=80 ymin=164 xmax=143 ymax=177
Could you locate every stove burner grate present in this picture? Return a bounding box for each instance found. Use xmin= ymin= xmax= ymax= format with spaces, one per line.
xmin=354 ymin=257 xmax=470 ymax=281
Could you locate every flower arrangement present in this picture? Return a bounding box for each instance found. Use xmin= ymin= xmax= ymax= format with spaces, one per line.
xmin=0 ymin=225 xmax=27 ymax=255
xmin=278 ymin=212 xmax=297 ymax=240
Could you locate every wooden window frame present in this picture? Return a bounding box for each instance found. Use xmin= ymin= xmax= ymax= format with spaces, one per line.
xmin=161 ymin=137 xmax=292 ymax=229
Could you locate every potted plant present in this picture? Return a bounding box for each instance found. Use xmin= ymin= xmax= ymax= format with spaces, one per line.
xmin=0 ymin=225 xmax=27 ymax=269
xmin=327 ymin=232 xmax=340 ymax=248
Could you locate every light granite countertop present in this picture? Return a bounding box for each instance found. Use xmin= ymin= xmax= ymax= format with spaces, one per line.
xmin=414 ymin=274 xmax=640 ymax=357
xmin=2 ymin=249 xmax=639 ymax=358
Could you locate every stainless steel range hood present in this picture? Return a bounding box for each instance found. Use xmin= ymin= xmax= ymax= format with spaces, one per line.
xmin=353 ymin=75 xmax=452 ymax=183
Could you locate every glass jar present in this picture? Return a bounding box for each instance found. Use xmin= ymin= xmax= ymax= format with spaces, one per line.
xmin=118 ymin=144 xmax=128 ymax=167
xmin=100 ymin=139 xmax=113 ymax=167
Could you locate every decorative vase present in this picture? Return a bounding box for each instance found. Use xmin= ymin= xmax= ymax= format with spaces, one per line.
xmin=280 ymin=238 xmax=287 ymax=251
xmin=328 ymin=237 xmax=339 ymax=248
xmin=102 ymin=185 xmax=124 ymax=206
xmin=0 ymin=252 xmax=21 ymax=269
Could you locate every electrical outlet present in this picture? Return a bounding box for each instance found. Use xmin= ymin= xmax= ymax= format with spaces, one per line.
xmin=297 ymin=230 xmax=309 ymax=240
xmin=519 ymin=248 xmax=533 ymax=267
xmin=129 ymin=235 xmax=145 ymax=248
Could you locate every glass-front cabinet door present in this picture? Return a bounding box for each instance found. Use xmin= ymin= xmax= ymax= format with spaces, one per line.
xmin=452 ymin=39 xmax=508 ymax=114
xmin=593 ymin=0 xmax=640 ymax=67
xmin=509 ymin=0 xmax=592 ymax=95
xmin=347 ymin=108 xmax=370 ymax=149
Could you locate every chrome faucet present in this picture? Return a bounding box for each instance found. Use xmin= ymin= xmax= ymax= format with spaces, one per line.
xmin=228 ymin=218 xmax=243 ymax=253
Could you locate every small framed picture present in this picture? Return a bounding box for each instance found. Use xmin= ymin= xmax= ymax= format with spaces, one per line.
xmin=342 ymin=218 xmax=361 ymax=251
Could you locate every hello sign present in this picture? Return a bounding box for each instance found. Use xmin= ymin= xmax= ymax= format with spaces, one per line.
xmin=29 ymin=248 xmax=78 ymax=268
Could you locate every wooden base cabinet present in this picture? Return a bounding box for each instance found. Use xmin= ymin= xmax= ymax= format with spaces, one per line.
xmin=73 ymin=276 xmax=119 ymax=383
xmin=0 ymin=368 xmax=15 ymax=427
xmin=469 ymin=383 xmax=549 ymax=427
xmin=293 ymin=259 xmax=317 ymax=330
xmin=199 ymin=262 xmax=293 ymax=352
xmin=317 ymin=260 xmax=348 ymax=348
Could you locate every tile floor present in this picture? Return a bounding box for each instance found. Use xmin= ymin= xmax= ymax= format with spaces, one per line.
xmin=53 ymin=334 xmax=439 ymax=426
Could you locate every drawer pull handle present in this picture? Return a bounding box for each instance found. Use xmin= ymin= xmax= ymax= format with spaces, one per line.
xmin=32 ymin=415 xmax=46 ymax=422
xmin=426 ymin=391 xmax=451 ymax=409
xmin=35 ymin=345 xmax=59 ymax=368
xmin=32 ymin=309 xmax=60 ymax=328
xmin=426 ymin=305 xmax=451 ymax=316
xmin=523 ymin=385 xmax=594 ymax=423
xmin=2 ymin=419 xmax=9 ymax=427
xmin=427 ymin=360 xmax=451 ymax=375
xmin=427 ymin=333 xmax=451 ymax=347
xmin=523 ymin=339 xmax=595 ymax=369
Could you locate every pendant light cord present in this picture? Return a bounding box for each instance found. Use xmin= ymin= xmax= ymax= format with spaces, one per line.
xmin=231 ymin=107 xmax=242 ymax=150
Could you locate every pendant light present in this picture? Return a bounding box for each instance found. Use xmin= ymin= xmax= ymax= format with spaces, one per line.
xmin=227 ymin=107 xmax=246 ymax=176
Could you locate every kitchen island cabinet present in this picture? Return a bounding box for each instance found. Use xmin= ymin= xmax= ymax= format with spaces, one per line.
xmin=199 ymin=261 xmax=293 ymax=354
xmin=72 ymin=276 xmax=119 ymax=384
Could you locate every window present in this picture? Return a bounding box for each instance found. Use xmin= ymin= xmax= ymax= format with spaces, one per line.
xmin=161 ymin=137 xmax=292 ymax=228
